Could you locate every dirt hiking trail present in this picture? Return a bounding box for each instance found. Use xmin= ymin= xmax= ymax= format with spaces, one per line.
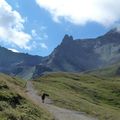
xmin=26 ymin=81 xmax=98 ymax=120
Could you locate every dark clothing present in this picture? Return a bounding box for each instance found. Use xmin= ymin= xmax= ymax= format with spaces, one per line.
xmin=42 ymin=94 xmax=46 ymax=100
xmin=41 ymin=93 xmax=49 ymax=103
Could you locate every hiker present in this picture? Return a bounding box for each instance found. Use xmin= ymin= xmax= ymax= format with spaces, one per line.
xmin=41 ymin=93 xmax=49 ymax=103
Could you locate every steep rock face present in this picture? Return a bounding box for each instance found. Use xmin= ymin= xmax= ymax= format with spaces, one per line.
xmin=44 ymin=35 xmax=101 ymax=72
xmin=94 ymin=29 xmax=120 ymax=64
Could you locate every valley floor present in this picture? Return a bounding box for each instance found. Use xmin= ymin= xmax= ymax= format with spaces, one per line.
xmin=26 ymin=80 xmax=97 ymax=120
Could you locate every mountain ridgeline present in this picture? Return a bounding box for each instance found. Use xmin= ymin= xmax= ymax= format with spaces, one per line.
xmin=44 ymin=29 xmax=120 ymax=72
xmin=1 ymin=28 xmax=120 ymax=79
xmin=0 ymin=47 xmax=43 ymax=79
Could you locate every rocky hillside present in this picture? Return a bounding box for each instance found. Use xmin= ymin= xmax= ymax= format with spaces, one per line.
xmin=43 ymin=28 xmax=120 ymax=73
xmin=1 ymin=28 xmax=120 ymax=78
xmin=0 ymin=46 xmax=43 ymax=78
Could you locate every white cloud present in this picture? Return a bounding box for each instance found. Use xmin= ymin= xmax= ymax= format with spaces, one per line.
xmin=31 ymin=27 xmax=48 ymax=49
xmin=36 ymin=0 xmax=120 ymax=26
xmin=0 ymin=0 xmax=32 ymax=49
xmin=31 ymin=41 xmax=48 ymax=49
xmin=8 ymin=48 xmax=19 ymax=53
xmin=31 ymin=27 xmax=48 ymax=40
xmin=31 ymin=29 xmax=37 ymax=37
xmin=40 ymin=43 xmax=48 ymax=49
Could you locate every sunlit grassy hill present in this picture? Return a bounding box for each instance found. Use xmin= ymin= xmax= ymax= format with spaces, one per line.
xmin=0 ymin=73 xmax=53 ymax=120
xmin=33 ymin=72 xmax=120 ymax=120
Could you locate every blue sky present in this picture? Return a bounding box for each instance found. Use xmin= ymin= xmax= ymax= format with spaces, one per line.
xmin=0 ymin=0 xmax=120 ymax=56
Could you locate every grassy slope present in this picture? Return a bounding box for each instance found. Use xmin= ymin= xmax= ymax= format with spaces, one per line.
xmin=33 ymin=72 xmax=120 ymax=120
xmin=88 ymin=62 xmax=120 ymax=77
xmin=0 ymin=73 xmax=53 ymax=120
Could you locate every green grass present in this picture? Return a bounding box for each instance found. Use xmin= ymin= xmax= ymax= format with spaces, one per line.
xmin=0 ymin=73 xmax=54 ymax=120
xmin=88 ymin=62 xmax=120 ymax=77
xmin=33 ymin=72 xmax=120 ymax=120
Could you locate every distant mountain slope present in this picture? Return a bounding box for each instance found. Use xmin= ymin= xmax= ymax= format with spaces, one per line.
xmin=1 ymin=28 xmax=120 ymax=78
xmin=0 ymin=46 xmax=42 ymax=67
xmin=0 ymin=46 xmax=43 ymax=78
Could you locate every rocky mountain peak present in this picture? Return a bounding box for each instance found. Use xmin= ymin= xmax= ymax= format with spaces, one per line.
xmin=62 ymin=34 xmax=73 ymax=43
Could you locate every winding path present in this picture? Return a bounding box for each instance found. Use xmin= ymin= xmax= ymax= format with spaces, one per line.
xmin=26 ymin=81 xmax=98 ymax=120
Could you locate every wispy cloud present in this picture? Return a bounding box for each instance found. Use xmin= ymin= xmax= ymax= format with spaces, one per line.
xmin=31 ymin=26 xmax=48 ymax=40
xmin=40 ymin=43 xmax=48 ymax=49
xmin=0 ymin=0 xmax=32 ymax=49
xmin=8 ymin=48 xmax=19 ymax=53
xmin=31 ymin=29 xmax=37 ymax=37
xmin=31 ymin=26 xmax=48 ymax=49
xmin=36 ymin=0 xmax=120 ymax=26
xmin=16 ymin=3 xmax=20 ymax=9
xmin=32 ymin=41 xmax=48 ymax=49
